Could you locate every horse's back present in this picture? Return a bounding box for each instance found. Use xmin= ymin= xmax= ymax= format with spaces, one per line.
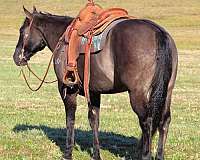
xmin=78 ymin=19 xmax=177 ymax=95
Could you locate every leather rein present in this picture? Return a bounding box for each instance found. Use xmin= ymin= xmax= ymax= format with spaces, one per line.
xmin=20 ymin=18 xmax=57 ymax=91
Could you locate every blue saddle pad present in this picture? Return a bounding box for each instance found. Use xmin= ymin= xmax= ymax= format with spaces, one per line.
xmin=79 ymin=18 xmax=128 ymax=53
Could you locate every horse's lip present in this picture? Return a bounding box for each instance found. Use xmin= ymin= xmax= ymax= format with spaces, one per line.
xmin=18 ymin=52 xmax=31 ymax=66
xmin=19 ymin=58 xmax=28 ymax=66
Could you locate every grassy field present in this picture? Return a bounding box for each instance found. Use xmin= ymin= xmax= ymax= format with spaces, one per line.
xmin=0 ymin=0 xmax=200 ymax=159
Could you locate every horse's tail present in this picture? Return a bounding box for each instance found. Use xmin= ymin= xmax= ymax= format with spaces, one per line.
xmin=149 ymin=30 xmax=172 ymax=135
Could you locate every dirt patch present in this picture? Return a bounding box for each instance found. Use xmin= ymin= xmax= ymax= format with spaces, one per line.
xmin=0 ymin=145 xmax=4 ymax=154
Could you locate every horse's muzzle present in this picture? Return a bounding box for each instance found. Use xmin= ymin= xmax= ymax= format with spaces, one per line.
xmin=13 ymin=48 xmax=28 ymax=66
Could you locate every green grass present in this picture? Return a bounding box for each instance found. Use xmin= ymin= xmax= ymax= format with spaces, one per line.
xmin=0 ymin=0 xmax=200 ymax=159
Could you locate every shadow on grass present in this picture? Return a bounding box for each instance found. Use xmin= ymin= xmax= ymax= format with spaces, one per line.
xmin=13 ymin=124 xmax=140 ymax=159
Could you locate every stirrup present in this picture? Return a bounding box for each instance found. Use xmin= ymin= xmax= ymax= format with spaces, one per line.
xmin=63 ymin=66 xmax=81 ymax=86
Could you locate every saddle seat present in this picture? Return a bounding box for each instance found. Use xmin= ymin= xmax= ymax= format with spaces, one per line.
xmin=93 ymin=8 xmax=130 ymax=35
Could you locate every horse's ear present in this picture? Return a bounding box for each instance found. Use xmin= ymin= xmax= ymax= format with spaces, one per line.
xmin=33 ymin=6 xmax=37 ymax=13
xmin=23 ymin=6 xmax=33 ymax=20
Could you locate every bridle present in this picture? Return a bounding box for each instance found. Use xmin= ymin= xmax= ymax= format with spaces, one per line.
xmin=19 ymin=19 xmax=34 ymax=62
xmin=20 ymin=17 xmax=57 ymax=91
xmin=20 ymin=18 xmax=52 ymax=61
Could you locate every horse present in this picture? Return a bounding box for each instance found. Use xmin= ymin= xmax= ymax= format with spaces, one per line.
xmin=13 ymin=7 xmax=178 ymax=160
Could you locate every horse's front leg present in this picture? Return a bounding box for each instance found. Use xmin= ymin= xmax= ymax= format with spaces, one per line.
xmin=88 ymin=92 xmax=102 ymax=160
xmin=58 ymin=82 xmax=77 ymax=160
xmin=64 ymin=94 xmax=77 ymax=160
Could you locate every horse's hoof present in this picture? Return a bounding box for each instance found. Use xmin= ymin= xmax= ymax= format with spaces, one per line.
xmin=155 ymin=154 xmax=164 ymax=160
xmin=91 ymin=156 xmax=103 ymax=160
xmin=141 ymin=154 xmax=151 ymax=160
xmin=62 ymin=156 xmax=72 ymax=160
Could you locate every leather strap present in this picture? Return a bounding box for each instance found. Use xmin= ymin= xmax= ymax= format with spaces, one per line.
xmin=84 ymin=32 xmax=93 ymax=102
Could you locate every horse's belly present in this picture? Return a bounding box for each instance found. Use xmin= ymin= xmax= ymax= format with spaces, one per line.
xmin=78 ymin=47 xmax=126 ymax=93
xmin=89 ymin=71 xmax=127 ymax=93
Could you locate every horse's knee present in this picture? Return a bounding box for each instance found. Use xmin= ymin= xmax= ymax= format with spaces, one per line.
xmin=88 ymin=107 xmax=99 ymax=127
xmin=159 ymin=111 xmax=171 ymax=131
xmin=88 ymin=107 xmax=95 ymax=120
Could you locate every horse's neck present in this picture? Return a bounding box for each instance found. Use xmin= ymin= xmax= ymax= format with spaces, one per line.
xmin=42 ymin=25 xmax=66 ymax=51
xmin=39 ymin=17 xmax=72 ymax=51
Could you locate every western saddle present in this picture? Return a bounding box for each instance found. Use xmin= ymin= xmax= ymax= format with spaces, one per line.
xmin=63 ymin=0 xmax=132 ymax=102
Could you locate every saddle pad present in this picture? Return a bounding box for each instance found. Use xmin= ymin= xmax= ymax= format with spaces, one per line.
xmin=78 ymin=18 xmax=129 ymax=53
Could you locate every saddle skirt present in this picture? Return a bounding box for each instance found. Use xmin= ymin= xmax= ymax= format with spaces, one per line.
xmin=78 ymin=18 xmax=130 ymax=53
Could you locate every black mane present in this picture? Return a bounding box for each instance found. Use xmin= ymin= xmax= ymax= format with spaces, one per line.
xmin=38 ymin=11 xmax=74 ymax=21
xmin=20 ymin=11 xmax=74 ymax=32
xmin=33 ymin=11 xmax=74 ymax=24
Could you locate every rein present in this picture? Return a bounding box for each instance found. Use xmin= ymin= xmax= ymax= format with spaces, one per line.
xmin=20 ymin=53 xmax=55 ymax=91
xmin=20 ymin=18 xmax=58 ymax=91
xmin=27 ymin=63 xmax=57 ymax=84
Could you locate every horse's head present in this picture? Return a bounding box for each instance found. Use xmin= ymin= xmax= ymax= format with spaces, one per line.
xmin=13 ymin=6 xmax=46 ymax=66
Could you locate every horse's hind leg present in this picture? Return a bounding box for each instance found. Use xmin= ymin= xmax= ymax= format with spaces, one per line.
xmin=129 ymin=92 xmax=152 ymax=160
xmin=88 ymin=92 xmax=102 ymax=160
xmin=155 ymin=89 xmax=172 ymax=160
